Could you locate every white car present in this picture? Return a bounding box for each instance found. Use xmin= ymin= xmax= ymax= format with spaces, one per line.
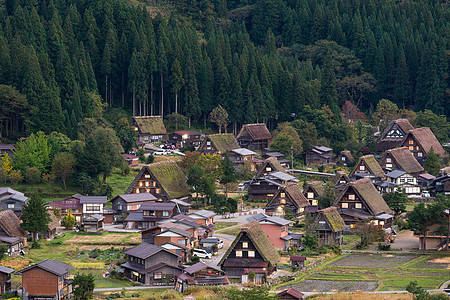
xmin=153 ymin=150 xmax=166 ymax=155
xmin=192 ymin=248 xmax=212 ymax=259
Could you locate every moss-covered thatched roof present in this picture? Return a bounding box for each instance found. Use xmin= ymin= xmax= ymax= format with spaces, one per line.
xmin=207 ymin=134 xmax=239 ymax=154
xmin=319 ymin=207 xmax=345 ymax=232
xmin=133 ymin=116 xmax=167 ymax=135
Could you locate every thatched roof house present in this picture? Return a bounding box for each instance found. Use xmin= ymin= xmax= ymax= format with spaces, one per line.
xmin=198 ymin=134 xmax=239 ymax=155
xmin=350 ymin=155 xmax=385 ymax=179
xmin=400 ymin=127 xmax=446 ymax=164
xmin=132 ymin=116 xmax=167 ymax=143
xmin=237 ymin=123 xmax=272 ymax=151
xmin=376 ymin=119 xmax=414 ymax=152
xmin=381 ymin=147 xmax=424 ymax=175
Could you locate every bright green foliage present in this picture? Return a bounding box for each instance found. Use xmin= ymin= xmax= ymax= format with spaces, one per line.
xmin=383 ymin=188 xmax=407 ymax=216
xmin=406 ymin=281 xmax=429 ymax=300
xmin=220 ymin=153 xmax=237 ymax=199
xmin=114 ymin=117 xmax=137 ymax=153
xmin=226 ymin=286 xmax=274 ymax=300
xmin=72 ymin=273 xmax=95 ymax=300
xmin=209 ymin=105 xmax=229 ymax=134
xmin=8 ymin=170 xmax=23 ymax=187
xmin=187 ymin=165 xmax=204 ymax=204
xmin=318 ymin=181 xmax=338 ymax=209
xmin=13 ymin=131 xmax=52 ymax=173
xmin=271 ymin=124 xmax=302 ymax=156
xmin=423 ymin=148 xmax=441 ymax=176
xmin=414 ymin=110 xmax=450 ymax=144
xmin=373 ymin=99 xmax=399 ymax=132
xmin=21 ymin=193 xmax=51 ymax=241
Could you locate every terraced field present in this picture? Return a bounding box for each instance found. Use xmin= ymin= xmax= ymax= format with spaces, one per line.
xmin=276 ymin=254 xmax=450 ymax=292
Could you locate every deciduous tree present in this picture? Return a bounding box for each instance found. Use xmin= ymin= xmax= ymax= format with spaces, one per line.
xmin=52 ymin=152 xmax=76 ymax=190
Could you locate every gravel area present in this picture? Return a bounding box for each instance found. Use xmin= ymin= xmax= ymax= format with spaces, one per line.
xmin=281 ymin=279 xmax=378 ymax=292
xmin=329 ymin=254 xmax=417 ymax=268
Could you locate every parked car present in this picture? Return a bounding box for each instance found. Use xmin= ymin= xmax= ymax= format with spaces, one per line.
xmin=192 ymin=248 xmax=212 ymax=259
xmin=216 ymin=239 xmax=224 ymax=249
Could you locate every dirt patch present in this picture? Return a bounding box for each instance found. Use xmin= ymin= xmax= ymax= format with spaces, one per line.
xmin=76 ymin=245 xmax=134 ymax=251
xmin=310 ymin=292 xmax=413 ymax=299
xmin=281 ymin=279 xmax=378 ymax=292
xmin=2 ymin=258 xmax=32 ymax=270
xmin=329 ymin=254 xmax=417 ymax=268
xmin=430 ymin=257 xmax=450 ymax=264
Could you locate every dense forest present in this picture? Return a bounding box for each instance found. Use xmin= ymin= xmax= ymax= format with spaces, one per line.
xmin=0 ymin=0 xmax=448 ymax=142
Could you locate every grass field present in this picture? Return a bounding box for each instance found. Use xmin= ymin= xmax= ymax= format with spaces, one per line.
xmin=277 ymin=253 xmax=450 ymax=293
xmin=219 ymin=224 xmax=243 ymax=236
xmin=214 ymin=222 xmax=239 ymax=231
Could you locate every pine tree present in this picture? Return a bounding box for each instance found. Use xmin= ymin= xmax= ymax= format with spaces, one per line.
xmin=183 ymin=55 xmax=200 ymax=127
xmin=393 ymin=50 xmax=411 ymax=108
xmin=170 ymin=58 xmax=184 ymax=116
xmin=21 ymin=193 xmax=51 ymax=241
xmin=319 ymin=51 xmax=340 ymax=121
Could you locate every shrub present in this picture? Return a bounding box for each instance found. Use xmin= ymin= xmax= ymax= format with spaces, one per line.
xmin=62 ymin=212 xmax=76 ymax=230
xmin=377 ymin=243 xmax=391 ymax=251
xmin=0 ymin=244 xmax=8 ymax=261
xmin=25 ymin=167 xmax=41 ymax=185
xmin=31 ymin=241 xmax=41 ymax=249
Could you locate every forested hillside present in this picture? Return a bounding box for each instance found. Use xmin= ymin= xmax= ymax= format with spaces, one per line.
xmin=0 ymin=0 xmax=448 ymax=141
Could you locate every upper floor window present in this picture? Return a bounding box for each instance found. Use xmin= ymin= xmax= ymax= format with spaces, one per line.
xmin=242 ymin=242 xmax=248 ymax=248
xmin=236 ymin=251 xmax=242 ymax=257
xmin=144 ymin=175 xmax=151 ymax=179
xmin=7 ymin=203 xmax=14 ymax=209
xmin=359 ymin=165 xmax=365 ymax=171
xmin=162 ymin=211 xmax=169 ymax=217
xmin=348 ymin=194 xmax=355 ymax=200
xmin=409 ymin=140 xmax=414 ymax=145
xmin=341 ymin=202 xmax=348 ymax=208
xmin=266 ymin=167 xmax=272 ymax=172
xmin=307 ymin=192 xmax=314 ymax=199
xmin=248 ymin=251 xmax=255 ymax=257
xmin=355 ymin=203 xmax=362 ymax=209
xmin=386 ymin=158 xmax=391 ymax=163
xmin=85 ymin=205 xmax=100 ymax=212
xmin=280 ymin=192 xmax=285 ymax=198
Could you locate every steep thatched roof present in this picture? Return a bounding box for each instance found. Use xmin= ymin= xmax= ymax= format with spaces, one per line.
xmin=283 ymin=182 xmax=310 ymax=208
xmin=403 ymin=127 xmax=446 ymax=156
xmin=126 ymin=161 xmax=190 ymax=199
xmin=329 ymin=171 xmax=350 ymax=186
xmin=0 ymin=210 xmax=27 ymax=237
xmin=206 ymin=134 xmax=239 ymax=154
xmin=255 ymin=157 xmax=288 ymax=178
xmin=319 ymin=207 xmax=346 ymax=232
xmin=218 ymin=221 xmax=280 ymax=268
xmin=133 ymin=116 xmax=167 ymax=135
xmin=385 ymin=147 xmax=424 ymax=174
xmin=338 ymin=150 xmax=355 ymax=163
xmin=335 ymin=178 xmax=392 ymax=216
xmin=307 ymin=181 xmax=324 ymax=197
xmin=352 ymin=155 xmax=384 ymax=178
xmin=237 ymin=123 xmax=272 ymax=140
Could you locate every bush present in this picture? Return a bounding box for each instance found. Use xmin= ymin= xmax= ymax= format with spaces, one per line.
xmin=0 ymin=244 xmax=8 ymax=261
xmin=31 ymin=241 xmax=41 ymax=249
xmin=25 ymin=167 xmax=41 ymax=185
xmin=180 ymin=145 xmax=195 ymax=153
xmin=62 ymin=212 xmax=76 ymax=230
xmin=147 ymin=154 xmax=155 ymax=164
xmin=377 ymin=243 xmax=391 ymax=251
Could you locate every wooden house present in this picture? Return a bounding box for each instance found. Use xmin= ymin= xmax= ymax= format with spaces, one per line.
xmin=246 ymin=213 xmax=292 ymax=250
xmin=124 ymin=202 xmax=179 ymax=230
xmin=328 ymin=171 xmax=350 ymax=190
xmin=19 ymin=259 xmax=74 ymax=300
xmin=305 ymin=146 xmax=333 ymax=166
xmin=229 ymin=148 xmax=262 ymax=173
xmin=122 ymin=154 xmax=139 ymax=166
xmin=80 ymin=196 xmax=109 ymax=230
xmin=198 ymin=134 xmax=239 ymax=155
xmin=418 ymin=173 xmax=435 ymax=188
xmin=153 ymin=227 xmax=193 ymax=249
xmin=175 ymin=262 xmax=229 ymax=292
xmin=160 ymin=242 xmax=189 ymax=263
xmin=187 ymin=209 xmax=216 ymax=227
xmin=236 ymin=123 xmax=272 ymax=151
xmin=110 ymin=193 xmax=157 ymax=222
xmin=385 ymin=170 xmax=421 ymax=197
xmin=333 ymin=178 xmax=393 ymax=228
xmin=121 ymin=243 xmax=181 ymax=285
xmin=414 ymin=209 xmax=449 ymax=250
xmin=303 ymin=181 xmax=324 ymax=206
xmin=376 ymin=119 xmax=414 ymax=152
xmin=439 ymin=166 xmax=450 ymax=176
xmin=0 ymin=145 xmax=15 ymax=157
xmin=126 ymin=162 xmax=191 ymax=201
xmin=0 ymin=187 xmax=27 ymax=216
xmin=277 ymin=288 xmax=304 ymax=300
xmin=265 ymin=183 xmax=310 ymax=218
xmin=349 ymin=155 xmax=385 ymax=181
xmin=289 ymin=256 xmax=306 ymax=269
xmin=400 ymin=127 xmax=446 ymax=164
xmin=380 ymin=147 xmax=424 ymax=176
xmin=336 ymin=150 xmax=355 ymax=167
xmin=262 ymin=151 xmax=290 ymax=169
xmin=131 ymin=116 xmax=167 ymax=143
xmin=169 ymin=130 xmax=203 ymax=148
xmin=248 ymin=157 xmax=299 ymax=201
xmin=46 ymin=194 xmax=83 ymax=223
xmin=218 ymin=221 xmax=280 ymax=284
xmin=316 ymin=207 xmax=345 ymax=246
xmin=429 ymin=174 xmax=450 ymax=197
xmin=0 ymin=210 xmax=27 ymax=256
xmin=0 ymin=265 xmax=14 ymax=294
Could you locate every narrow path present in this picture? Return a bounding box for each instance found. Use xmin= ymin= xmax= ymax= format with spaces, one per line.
xmin=440 ymin=280 xmax=450 ymax=290
xmin=94 ymin=286 xmax=173 ymax=292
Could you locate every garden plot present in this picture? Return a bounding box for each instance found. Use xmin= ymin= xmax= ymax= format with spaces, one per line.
xmin=66 ymin=233 xmax=141 ymax=245
xmin=282 ymin=279 xmax=378 ymax=292
xmin=328 ymin=254 xmax=417 ymax=268
xmin=408 ymin=256 xmax=450 ymax=270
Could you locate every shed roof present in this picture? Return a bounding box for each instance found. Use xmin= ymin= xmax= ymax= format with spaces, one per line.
xmin=183 ymin=262 xmax=222 ymax=275
xmin=230 ymin=148 xmax=257 ymax=156
xmin=113 ymin=193 xmax=157 ymax=203
xmin=125 ymin=243 xmax=177 ymax=259
xmin=237 ymin=123 xmax=272 ymax=140
xmin=277 ymin=288 xmax=304 ymax=299
xmin=140 ymin=202 xmax=176 ymax=211
xmin=133 ymin=116 xmax=167 ymax=135
xmin=0 ymin=265 xmax=14 ymax=274
xmin=219 ymin=221 xmax=280 ymax=268
xmin=385 ymin=147 xmax=424 ymax=174
xmin=403 ymin=127 xmax=446 ymax=156
xmin=79 ymin=196 xmax=107 ymax=204
xmin=0 ymin=144 xmax=15 ymax=151
xmin=19 ymin=259 xmax=74 ymax=276
xmin=187 ymin=209 xmax=216 ymax=219
xmin=385 ymin=169 xmax=407 ymax=179
xmin=246 ymin=213 xmax=292 ymax=226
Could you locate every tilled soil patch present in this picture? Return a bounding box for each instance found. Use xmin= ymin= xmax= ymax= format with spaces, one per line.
xmin=328 ymin=254 xmax=417 ymax=268
xmin=280 ymin=279 xmax=378 ymax=292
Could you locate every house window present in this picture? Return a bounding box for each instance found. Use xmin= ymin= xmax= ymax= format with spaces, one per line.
xmin=144 ymin=175 xmax=151 ymax=179
xmin=341 ymin=157 xmax=346 ymax=161
xmin=281 ymin=226 xmax=286 ymax=232
xmin=280 ymin=199 xmax=286 ymax=204
xmin=7 ymin=203 xmax=14 ymax=209
xmin=162 ymin=211 xmax=169 ymax=217
xmin=156 ymin=188 xmax=161 ymax=194
xmin=86 ymin=205 xmax=100 ymax=212
xmin=379 ymin=221 xmax=385 ymax=226
xmin=149 ymin=210 xmax=155 ymax=216
xmin=418 ymin=152 xmax=423 ymax=157
xmin=416 ymin=146 xmax=420 ymax=151
xmin=139 ymin=181 xmax=143 ymax=187
xmin=409 ymin=140 xmax=414 ymax=145
xmin=312 ymin=200 xmax=318 ymax=206
xmin=177 ymin=239 xmax=186 ymax=245
xmin=236 ymin=251 xmax=242 ymax=257
xmin=248 ymin=251 xmax=255 ymax=257
xmin=280 ymin=192 xmax=285 ymax=198
xmin=127 ymin=205 xmax=132 ymax=211
xmin=154 ymin=272 xmax=162 ymax=279
xmin=407 ymin=179 xmax=414 ymax=183
xmin=152 ymin=181 xmax=156 ymax=187
xmin=307 ymin=192 xmax=314 ymax=199
xmin=117 ymin=204 xmax=123 ymax=211
xmin=386 ymin=158 xmax=391 ymax=163
xmin=386 ymin=164 xmax=392 ymax=168
xmin=145 ymin=181 xmax=149 ymax=187
xmin=372 ymin=220 xmax=379 ymax=225
xmin=242 ymin=242 xmax=248 ymax=248
xmin=207 ymin=141 xmax=211 ymax=145
xmin=355 ymin=203 xmax=362 ymax=209
xmin=341 ymin=203 xmax=348 ymax=208
xmin=146 ymin=189 xmax=150 ymax=193
xmin=266 ymin=167 xmax=271 ymax=172
xmin=135 ymin=189 xmax=140 ymax=193
xmin=359 ymin=165 xmax=365 ymax=171
xmin=409 ymin=146 xmax=414 ymax=150
xmin=400 ymin=179 xmax=405 ymax=183
xmin=348 ymin=194 xmax=355 ymax=200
